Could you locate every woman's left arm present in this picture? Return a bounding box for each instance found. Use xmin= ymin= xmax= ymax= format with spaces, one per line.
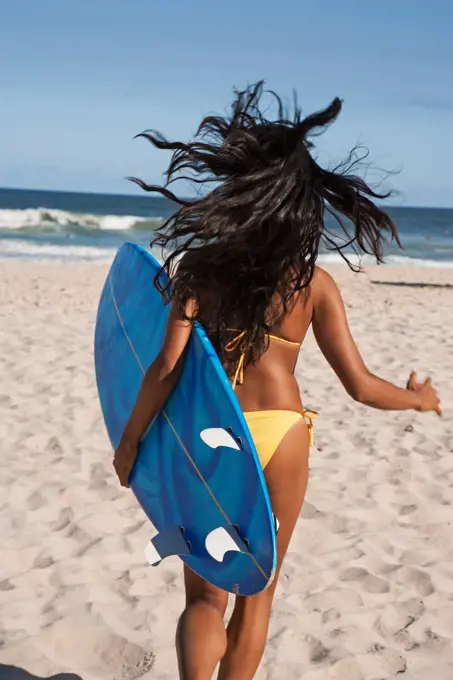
xmin=113 ymin=298 xmax=196 ymax=487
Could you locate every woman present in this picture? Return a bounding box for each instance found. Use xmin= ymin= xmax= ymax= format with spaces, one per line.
xmin=113 ymin=82 xmax=441 ymax=680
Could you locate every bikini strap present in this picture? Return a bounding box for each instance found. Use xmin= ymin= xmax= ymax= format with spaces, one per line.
xmin=225 ymin=330 xmax=246 ymax=390
xmin=232 ymin=353 xmax=245 ymax=390
xmin=302 ymin=409 xmax=319 ymax=447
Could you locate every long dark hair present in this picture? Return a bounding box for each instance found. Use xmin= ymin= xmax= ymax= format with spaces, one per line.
xmin=130 ymin=81 xmax=400 ymax=369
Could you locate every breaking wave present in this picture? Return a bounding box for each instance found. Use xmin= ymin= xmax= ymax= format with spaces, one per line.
xmin=0 ymin=207 xmax=163 ymax=232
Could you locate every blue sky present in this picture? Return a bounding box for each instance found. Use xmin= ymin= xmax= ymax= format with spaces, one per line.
xmin=1 ymin=0 xmax=452 ymax=206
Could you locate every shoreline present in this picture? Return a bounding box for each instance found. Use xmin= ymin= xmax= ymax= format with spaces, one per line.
xmin=2 ymin=258 xmax=453 ymax=280
xmin=0 ymin=255 xmax=453 ymax=270
xmin=2 ymin=251 xmax=453 ymax=269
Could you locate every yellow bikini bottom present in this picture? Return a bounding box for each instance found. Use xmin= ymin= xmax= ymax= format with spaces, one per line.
xmin=243 ymin=409 xmax=318 ymax=469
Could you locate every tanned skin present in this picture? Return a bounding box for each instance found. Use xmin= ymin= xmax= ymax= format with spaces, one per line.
xmin=113 ymin=267 xmax=440 ymax=680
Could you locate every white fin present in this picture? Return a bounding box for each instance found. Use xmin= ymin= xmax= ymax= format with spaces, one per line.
xmin=205 ymin=527 xmax=243 ymax=562
xmin=144 ymin=541 xmax=161 ymax=566
xmin=200 ymin=428 xmax=240 ymax=451
xmin=274 ymin=515 xmax=280 ymax=533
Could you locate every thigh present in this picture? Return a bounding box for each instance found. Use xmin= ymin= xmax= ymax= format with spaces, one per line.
xmin=183 ymin=564 xmax=229 ymax=616
xmin=240 ymin=416 xmax=310 ymax=607
xmin=265 ymin=416 xmax=310 ymax=583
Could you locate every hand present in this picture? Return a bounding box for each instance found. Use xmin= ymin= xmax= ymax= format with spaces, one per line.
xmin=407 ymin=371 xmax=442 ymax=416
xmin=113 ymin=439 xmax=139 ymax=488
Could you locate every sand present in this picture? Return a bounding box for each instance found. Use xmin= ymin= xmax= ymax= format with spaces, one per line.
xmin=1 ymin=261 xmax=452 ymax=680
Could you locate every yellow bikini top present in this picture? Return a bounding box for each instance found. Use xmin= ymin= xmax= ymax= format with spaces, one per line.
xmin=225 ymin=329 xmax=300 ymax=390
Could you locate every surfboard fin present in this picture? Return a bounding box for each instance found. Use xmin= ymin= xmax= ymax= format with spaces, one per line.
xmin=205 ymin=525 xmax=249 ymax=562
xmin=144 ymin=526 xmax=191 ymax=567
xmin=200 ymin=427 xmax=240 ymax=451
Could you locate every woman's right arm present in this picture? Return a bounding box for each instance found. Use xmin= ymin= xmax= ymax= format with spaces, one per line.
xmin=311 ymin=268 xmax=441 ymax=414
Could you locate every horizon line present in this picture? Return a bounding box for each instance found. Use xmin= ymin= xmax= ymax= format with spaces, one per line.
xmin=0 ymin=185 xmax=452 ymax=212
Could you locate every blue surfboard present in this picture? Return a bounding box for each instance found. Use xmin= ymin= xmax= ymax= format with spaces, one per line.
xmin=94 ymin=243 xmax=277 ymax=595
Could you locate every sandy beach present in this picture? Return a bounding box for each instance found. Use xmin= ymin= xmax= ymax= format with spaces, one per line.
xmin=1 ymin=261 xmax=452 ymax=680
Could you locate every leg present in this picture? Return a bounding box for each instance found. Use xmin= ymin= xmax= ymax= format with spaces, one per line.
xmin=176 ymin=563 xmax=229 ymax=680
xmin=218 ymin=418 xmax=310 ymax=680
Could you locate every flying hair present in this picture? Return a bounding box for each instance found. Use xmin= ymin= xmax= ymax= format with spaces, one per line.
xmin=129 ymin=81 xmax=400 ymax=370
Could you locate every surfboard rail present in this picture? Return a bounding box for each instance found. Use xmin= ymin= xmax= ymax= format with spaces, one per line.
xmin=94 ymin=242 xmax=277 ymax=595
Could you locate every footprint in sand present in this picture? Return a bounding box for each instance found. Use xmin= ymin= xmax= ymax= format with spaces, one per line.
xmin=374 ymin=647 xmax=408 ymax=675
xmin=374 ymin=603 xmax=419 ymax=639
xmin=32 ymin=551 xmax=54 ymax=569
xmin=398 ymin=503 xmax=418 ymax=516
xmin=397 ymin=597 xmax=426 ymax=618
xmin=39 ymin=625 xmax=154 ymax=680
xmin=326 ymin=450 xmax=340 ymax=460
xmin=397 ymin=567 xmax=435 ymax=597
xmin=304 ymin=635 xmax=330 ymax=663
xmin=339 ymin=567 xmax=390 ymax=594
xmin=327 ymin=656 xmax=364 ymax=680
xmin=89 ymin=462 xmax=106 ymax=483
xmin=352 ymin=433 xmax=371 ymax=449
xmin=26 ymin=491 xmax=47 ymax=511
xmin=400 ymin=549 xmax=437 ymax=568
xmin=326 ymin=515 xmax=349 ymax=534
xmin=45 ymin=436 xmax=64 ymax=455
xmin=49 ymin=507 xmax=74 ymax=532
xmin=326 ymin=515 xmax=367 ymax=536
xmin=322 ymin=608 xmax=341 ymax=624
xmin=306 ymin=587 xmax=364 ymax=612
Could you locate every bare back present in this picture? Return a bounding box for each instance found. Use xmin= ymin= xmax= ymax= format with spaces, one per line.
xmin=232 ymin=270 xmax=316 ymax=413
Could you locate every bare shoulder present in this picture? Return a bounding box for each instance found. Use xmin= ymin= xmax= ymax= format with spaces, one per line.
xmin=311 ymin=266 xmax=341 ymax=302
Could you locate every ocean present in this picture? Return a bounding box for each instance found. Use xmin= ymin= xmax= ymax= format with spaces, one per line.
xmin=1 ymin=187 xmax=453 ymax=266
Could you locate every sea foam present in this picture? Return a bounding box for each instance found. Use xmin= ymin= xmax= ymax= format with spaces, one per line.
xmin=0 ymin=208 xmax=160 ymax=231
